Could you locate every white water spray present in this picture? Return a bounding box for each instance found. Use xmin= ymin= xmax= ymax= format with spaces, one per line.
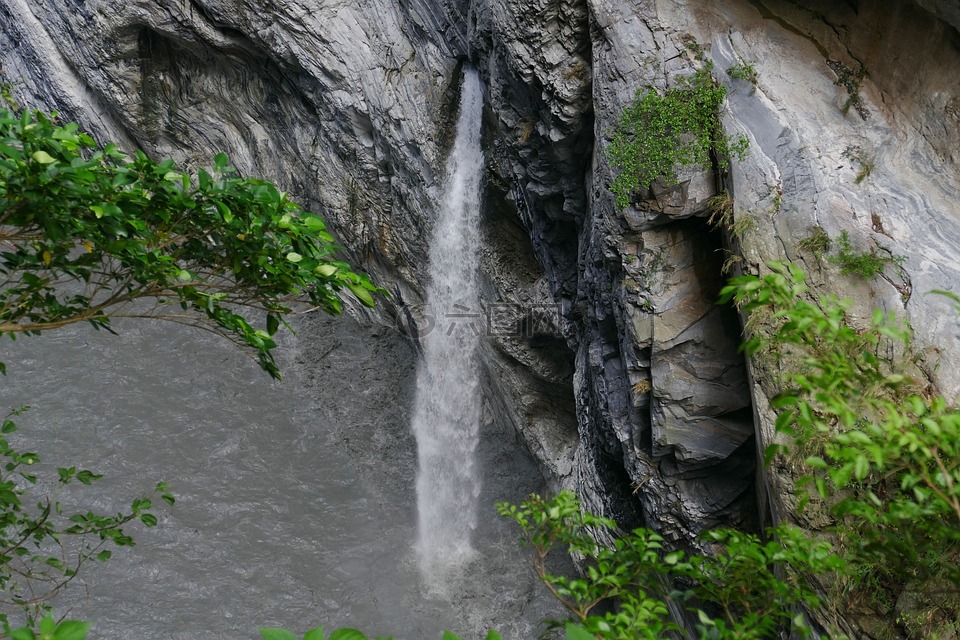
xmin=412 ymin=67 xmax=485 ymax=585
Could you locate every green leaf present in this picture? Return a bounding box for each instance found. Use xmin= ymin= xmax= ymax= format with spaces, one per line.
xmin=75 ymin=470 xmax=102 ymax=485
xmin=303 ymin=628 xmax=325 ymax=640
xmin=830 ymin=464 xmax=854 ymax=488
xmin=140 ymin=513 xmax=158 ymax=527
xmin=815 ymin=477 xmax=828 ymax=498
xmin=347 ymin=282 xmax=375 ymax=307
xmin=696 ymin=609 xmax=715 ymax=626
xmin=266 ymin=313 xmax=280 ymax=336
xmin=483 ymin=631 xmax=503 ymax=640
xmin=315 ymin=264 xmax=338 ymax=277
xmin=39 ymin=617 xmax=56 ymax=636
xmin=53 ymin=621 xmax=90 ymax=640
xmin=258 ymin=629 xmax=298 ymax=640
xmin=442 ymin=633 xmax=461 ymax=640
xmin=303 ymin=216 xmax=327 ymax=231
xmin=31 ymin=150 xmax=56 ymax=164
xmin=10 ymin=627 xmax=35 ymax=640
xmin=564 ymin=624 xmax=595 ymax=640
xmin=328 ymin=630 xmax=368 ymax=640
xmin=286 ymin=252 xmax=303 ymax=263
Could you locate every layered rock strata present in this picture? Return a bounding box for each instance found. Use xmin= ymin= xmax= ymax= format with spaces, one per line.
xmin=2 ymin=0 xmax=959 ymax=563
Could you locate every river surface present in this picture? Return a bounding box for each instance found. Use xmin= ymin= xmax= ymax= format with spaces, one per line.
xmin=0 ymin=312 xmax=562 ymax=639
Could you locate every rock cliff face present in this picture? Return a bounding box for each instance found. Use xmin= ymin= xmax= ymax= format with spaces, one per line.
xmin=3 ymin=0 xmax=959 ymax=565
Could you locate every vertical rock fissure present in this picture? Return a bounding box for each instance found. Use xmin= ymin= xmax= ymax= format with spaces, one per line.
xmin=624 ymin=202 xmax=759 ymax=543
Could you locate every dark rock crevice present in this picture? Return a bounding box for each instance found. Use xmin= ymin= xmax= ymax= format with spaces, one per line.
xmin=468 ymin=0 xmax=765 ymax=542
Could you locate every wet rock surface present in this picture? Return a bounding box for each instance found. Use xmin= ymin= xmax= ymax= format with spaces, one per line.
xmin=2 ymin=0 xmax=960 ymax=633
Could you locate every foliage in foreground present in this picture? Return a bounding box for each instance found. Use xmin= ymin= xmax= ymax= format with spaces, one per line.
xmin=0 ymin=105 xmax=378 ymax=631
xmin=606 ymin=63 xmax=748 ymax=209
xmin=0 ymin=107 xmax=383 ymax=379
xmin=0 ymin=406 xmax=172 ymax=624
xmin=258 ymin=619 xmax=617 ymax=640
xmin=497 ymin=491 xmax=839 ymax=639
xmin=483 ymin=262 xmax=960 ymax=639
xmin=4 ymin=615 xmax=88 ymax=640
xmin=723 ymin=263 xmax=960 ymax=600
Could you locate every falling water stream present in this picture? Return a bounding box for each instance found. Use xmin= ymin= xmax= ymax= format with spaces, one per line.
xmin=0 ymin=69 xmax=564 ymax=640
xmin=0 ymin=312 xmax=563 ymax=639
xmin=412 ymin=67 xmax=484 ymax=586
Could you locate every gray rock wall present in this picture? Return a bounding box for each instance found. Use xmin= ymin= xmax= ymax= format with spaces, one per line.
xmin=3 ymin=0 xmax=959 ymax=555
xmin=475 ymin=0 xmax=960 ymax=545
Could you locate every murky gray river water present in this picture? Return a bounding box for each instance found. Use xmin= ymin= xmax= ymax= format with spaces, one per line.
xmin=0 ymin=312 xmax=561 ymax=639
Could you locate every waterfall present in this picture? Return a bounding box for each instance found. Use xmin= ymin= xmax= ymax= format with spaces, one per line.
xmin=412 ymin=67 xmax=485 ymax=586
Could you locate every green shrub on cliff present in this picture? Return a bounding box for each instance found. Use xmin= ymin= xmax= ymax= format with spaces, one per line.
xmin=497 ymin=491 xmax=839 ymax=639
xmin=490 ymin=262 xmax=960 ymax=640
xmin=723 ymin=263 xmax=960 ymax=607
xmin=829 ymin=230 xmax=901 ymax=279
xmin=606 ymin=63 xmax=748 ymax=209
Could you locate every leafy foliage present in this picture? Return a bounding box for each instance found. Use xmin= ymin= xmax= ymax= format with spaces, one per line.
xmin=497 ymin=491 xmax=839 ymax=639
xmin=258 ymin=627 xmax=505 ymax=640
xmin=827 ymin=230 xmax=900 ymax=279
xmin=721 ymin=263 xmax=960 ymax=595
xmin=0 ymin=408 xmax=172 ymax=627
xmin=0 ymin=106 xmax=380 ymax=631
xmin=606 ymin=64 xmax=748 ymax=209
xmin=726 ymin=62 xmax=758 ymax=85
xmin=826 ymin=60 xmax=868 ymax=120
xmin=5 ymin=614 xmax=89 ymax=640
xmin=0 ymin=107 xmax=383 ymax=379
xmin=718 ymin=264 xmax=960 ymax=636
xmin=497 ymin=492 xmax=673 ymax=639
